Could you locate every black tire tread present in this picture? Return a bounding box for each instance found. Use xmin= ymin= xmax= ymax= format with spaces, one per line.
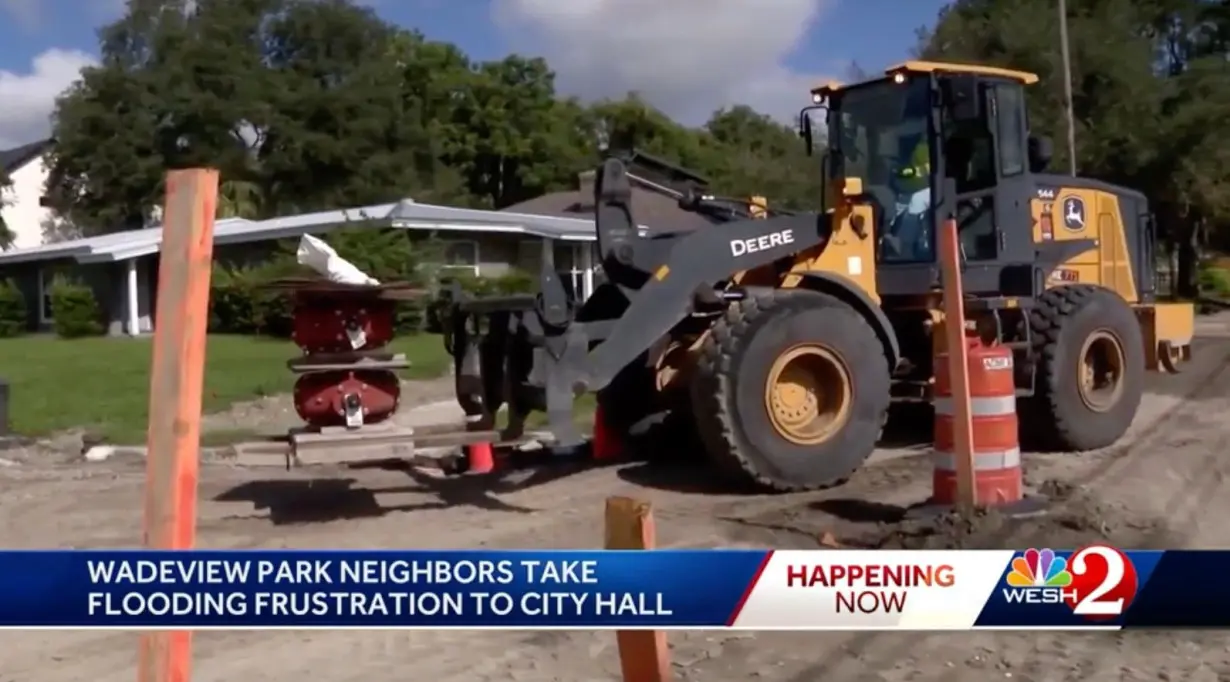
xmin=690 ymin=288 xmax=890 ymax=492
xmin=1027 ymin=283 xmax=1143 ymax=451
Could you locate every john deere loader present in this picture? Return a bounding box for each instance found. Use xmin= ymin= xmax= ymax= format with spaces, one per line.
xmin=438 ymin=60 xmax=1194 ymax=492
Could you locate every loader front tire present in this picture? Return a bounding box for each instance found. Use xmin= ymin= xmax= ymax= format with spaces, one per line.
xmin=1024 ymin=284 xmax=1144 ymax=451
xmin=690 ymin=290 xmax=891 ymax=492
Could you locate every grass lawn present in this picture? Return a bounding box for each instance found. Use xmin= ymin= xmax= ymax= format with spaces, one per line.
xmin=0 ymin=334 xmax=451 ymax=444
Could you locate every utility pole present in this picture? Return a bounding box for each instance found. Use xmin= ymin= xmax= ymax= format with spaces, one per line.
xmin=1058 ymin=0 xmax=1078 ymax=175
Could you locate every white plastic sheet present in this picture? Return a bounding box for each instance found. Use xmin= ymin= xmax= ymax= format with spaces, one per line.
xmin=296 ymin=234 xmax=380 ymax=286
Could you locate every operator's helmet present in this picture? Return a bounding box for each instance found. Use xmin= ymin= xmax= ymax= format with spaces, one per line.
xmin=896 ymin=136 xmax=931 ymax=193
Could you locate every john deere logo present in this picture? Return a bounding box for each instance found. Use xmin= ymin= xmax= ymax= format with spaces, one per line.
xmin=1062 ymin=197 xmax=1085 ymax=231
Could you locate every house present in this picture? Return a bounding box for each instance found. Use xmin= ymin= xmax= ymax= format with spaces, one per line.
xmin=0 ymin=197 xmax=661 ymax=337
xmin=0 ymin=157 xmax=710 ymax=337
xmin=0 ymin=138 xmax=56 ymax=250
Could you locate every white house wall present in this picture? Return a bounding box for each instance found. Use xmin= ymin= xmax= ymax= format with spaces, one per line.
xmin=0 ymin=156 xmax=53 ymax=250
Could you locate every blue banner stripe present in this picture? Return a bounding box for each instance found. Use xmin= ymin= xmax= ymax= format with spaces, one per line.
xmin=0 ymin=550 xmax=769 ymax=628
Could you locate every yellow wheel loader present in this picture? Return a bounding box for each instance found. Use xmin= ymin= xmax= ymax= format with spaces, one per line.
xmin=438 ymin=61 xmax=1194 ymax=491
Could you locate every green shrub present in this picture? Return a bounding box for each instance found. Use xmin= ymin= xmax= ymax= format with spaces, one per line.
xmin=208 ymin=263 xmax=298 ymax=336
xmin=1198 ymin=260 xmax=1230 ymax=299
xmin=50 ymin=279 xmax=104 ymax=338
xmin=424 ymin=269 xmax=541 ymax=333
xmin=0 ymin=279 xmax=27 ymax=337
xmin=440 ymin=269 xmax=538 ymax=297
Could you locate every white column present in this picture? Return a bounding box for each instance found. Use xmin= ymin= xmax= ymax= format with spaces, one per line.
xmin=125 ymin=258 xmax=140 ymax=336
xmin=580 ymin=240 xmax=595 ymax=301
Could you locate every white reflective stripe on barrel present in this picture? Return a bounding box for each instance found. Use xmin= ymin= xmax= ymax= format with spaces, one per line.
xmin=932 ymin=447 xmax=1021 ymax=472
xmin=933 ymin=395 xmax=1015 ymax=417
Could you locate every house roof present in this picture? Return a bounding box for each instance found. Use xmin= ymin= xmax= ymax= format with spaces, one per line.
xmin=0 ymin=197 xmax=650 ymax=266
xmin=501 ymin=171 xmax=714 ymax=233
xmin=0 ymin=139 xmax=53 ymax=174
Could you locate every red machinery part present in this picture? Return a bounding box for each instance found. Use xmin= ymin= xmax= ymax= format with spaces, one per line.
xmin=291 ymin=300 xmax=396 ymax=354
xmin=293 ymin=370 xmax=401 ymax=428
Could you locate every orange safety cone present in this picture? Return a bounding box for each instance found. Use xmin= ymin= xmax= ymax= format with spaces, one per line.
xmin=466 ymin=442 xmax=494 ymax=474
xmin=592 ymin=404 xmax=622 ymax=461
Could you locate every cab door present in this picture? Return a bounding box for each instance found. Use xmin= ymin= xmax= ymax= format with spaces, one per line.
xmin=940 ymin=80 xmax=1001 ymax=294
xmin=944 ymin=80 xmax=1036 ymax=296
xmin=987 ymin=82 xmax=1036 ymax=271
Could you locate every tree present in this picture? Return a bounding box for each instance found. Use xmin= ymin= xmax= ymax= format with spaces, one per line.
xmin=46 ymin=0 xmax=278 ymax=233
xmin=447 ymin=55 xmax=589 ymax=208
xmin=258 ymin=0 xmax=419 ymax=213
xmin=704 ymin=105 xmax=822 ymax=209
xmin=916 ymin=0 xmax=1230 ymax=294
xmin=45 ymin=0 xmax=829 ymax=238
xmin=217 ymin=180 xmax=264 ymax=219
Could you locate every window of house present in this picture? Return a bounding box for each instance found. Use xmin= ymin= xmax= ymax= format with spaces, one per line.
xmin=995 ymin=85 xmax=1026 ymax=177
xmin=437 ymin=240 xmax=479 ymax=276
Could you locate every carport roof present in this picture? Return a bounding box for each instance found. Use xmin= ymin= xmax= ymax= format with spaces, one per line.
xmin=0 ymin=199 xmax=648 ymax=266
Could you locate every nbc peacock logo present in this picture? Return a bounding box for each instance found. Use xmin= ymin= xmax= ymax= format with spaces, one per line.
xmin=1008 ymin=548 xmax=1073 ymax=588
xmin=1001 ymin=548 xmax=1076 ymax=605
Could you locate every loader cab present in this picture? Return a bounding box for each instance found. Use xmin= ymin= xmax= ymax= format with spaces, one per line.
xmin=811 ymin=61 xmax=1047 ymax=298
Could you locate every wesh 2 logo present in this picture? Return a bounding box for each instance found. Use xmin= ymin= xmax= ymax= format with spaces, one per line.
xmin=1001 ymin=545 xmax=1138 ymax=618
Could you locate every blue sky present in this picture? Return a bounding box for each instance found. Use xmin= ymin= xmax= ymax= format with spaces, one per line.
xmin=394 ymin=0 xmax=946 ymax=74
xmin=0 ymin=0 xmax=950 ymax=147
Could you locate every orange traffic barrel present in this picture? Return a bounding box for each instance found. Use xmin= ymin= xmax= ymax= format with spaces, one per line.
xmin=932 ymin=339 xmax=1021 ymax=506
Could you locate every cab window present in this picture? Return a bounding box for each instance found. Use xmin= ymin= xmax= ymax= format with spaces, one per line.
xmin=995 ymin=84 xmax=1026 ymax=177
xmin=944 ymin=115 xmax=996 ymax=193
xmin=830 ymin=76 xmax=934 ymax=263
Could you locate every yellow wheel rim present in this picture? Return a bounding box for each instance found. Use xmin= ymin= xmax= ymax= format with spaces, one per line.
xmin=1078 ymin=330 xmax=1126 ymax=412
xmin=763 ymin=344 xmax=853 ymax=445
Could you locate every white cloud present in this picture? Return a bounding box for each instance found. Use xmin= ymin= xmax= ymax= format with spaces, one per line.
xmin=491 ymin=0 xmax=834 ymax=125
xmin=0 ymin=49 xmax=96 ymax=149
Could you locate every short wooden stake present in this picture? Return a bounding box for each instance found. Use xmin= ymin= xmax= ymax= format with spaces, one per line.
xmin=604 ymin=497 xmax=672 ymax=682
xmin=936 ymin=216 xmax=977 ymax=510
xmin=138 ymin=168 xmax=219 ymax=682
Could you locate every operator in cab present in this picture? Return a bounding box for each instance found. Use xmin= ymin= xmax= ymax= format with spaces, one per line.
xmin=889 ymin=134 xmax=933 ymax=261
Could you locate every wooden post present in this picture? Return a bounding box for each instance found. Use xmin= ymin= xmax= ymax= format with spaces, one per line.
xmin=604 ymin=497 xmax=672 ymax=682
xmin=139 ymin=169 xmax=219 ymax=682
xmin=936 ymin=217 xmax=977 ymax=510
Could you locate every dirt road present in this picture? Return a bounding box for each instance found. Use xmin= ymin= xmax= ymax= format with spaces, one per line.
xmin=2 ymin=316 xmax=1229 ymax=681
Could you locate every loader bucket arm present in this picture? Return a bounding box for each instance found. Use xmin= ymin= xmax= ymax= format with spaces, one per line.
xmin=577 ymin=159 xmax=832 ymax=392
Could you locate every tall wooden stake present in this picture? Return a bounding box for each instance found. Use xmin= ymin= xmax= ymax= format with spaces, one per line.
xmin=605 ymin=497 xmax=672 ymax=682
xmin=139 ymin=169 xmax=219 ymax=682
xmin=937 ymin=217 xmax=977 ymax=510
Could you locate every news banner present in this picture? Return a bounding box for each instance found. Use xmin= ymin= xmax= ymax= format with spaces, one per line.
xmin=1 ymin=545 xmax=1227 ymax=630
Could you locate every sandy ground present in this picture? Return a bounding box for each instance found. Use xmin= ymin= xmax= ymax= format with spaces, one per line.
xmin=2 ymin=314 xmax=1230 ymax=681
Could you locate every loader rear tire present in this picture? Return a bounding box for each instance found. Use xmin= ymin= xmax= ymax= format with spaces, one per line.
xmin=690 ymin=289 xmax=891 ymax=492
xmin=1024 ymin=284 xmax=1144 ymax=451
